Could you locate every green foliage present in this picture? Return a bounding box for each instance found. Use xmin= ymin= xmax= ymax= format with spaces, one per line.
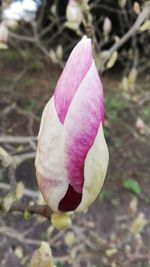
xmin=26 ymin=99 xmax=38 ymax=112
xmin=123 ymin=179 xmax=141 ymax=195
xmin=0 ymin=49 xmax=21 ymax=61
xmin=142 ymin=105 xmax=150 ymax=122
xmin=56 ymin=263 xmax=65 ymax=267
xmin=30 ymin=61 xmax=44 ymax=71
xmin=0 ymin=170 xmax=5 ymax=182
xmin=105 ymin=94 xmax=128 ymax=121
xmin=100 ymin=190 xmax=111 ymax=200
xmin=23 ymin=79 xmax=35 ymax=87
xmin=114 ymin=138 xmax=122 ymax=148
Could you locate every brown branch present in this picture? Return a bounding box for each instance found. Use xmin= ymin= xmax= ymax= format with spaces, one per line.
xmin=9 ymin=202 xmax=52 ymax=220
xmin=100 ymin=1 xmax=150 ymax=72
xmin=0 ymin=200 xmax=51 ymax=221
xmin=8 ymin=31 xmax=36 ymax=42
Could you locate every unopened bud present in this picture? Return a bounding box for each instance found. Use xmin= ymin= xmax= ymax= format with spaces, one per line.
xmin=124 ymin=244 xmax=131 ymax=256
xmin=49 ymin=50 xmax=57 ymax=63
xmin=103 ymin=17 xmax=112 ymax=35
xmin=122 ymin=77 xmax=129 ymax=92
xmin=119 ymin=0 xmax=127 ymax=9
xmin=66 ymin=0 xmax=83 ymax=29
xmin=51 ymin=4 xmax=56 ymax=15
xmin=135 ymin=117 xmax=145 ymax=134
xmin=65 ymin=231 xmax=75 ymax=247
xmin=128 ymin=197 xmax=138 ymax=215
xmin=128 ymin=67 xmax=137 ymax=89
xmin=5 ymin=19 xmax=18 ymax=30
xmin=31 ymin=242 xmax=56 ymax=267
xmin=132 ymin=233 xmax=143 ymax=250
xmin=0 ymin=22 xmax=8 ymax=43
xmin=130 ymin=212 xmax=147 ymax=234
xmin=56 ymin=45 xmax=63 ymax=60
xmin=133 ymin=2 xmax=140 ymax=14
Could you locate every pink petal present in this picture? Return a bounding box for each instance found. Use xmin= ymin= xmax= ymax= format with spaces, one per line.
xmin=63 ymin=61 xmax=104 ymax=193
xmin=54 ymin=36 xmax=92 ymax=124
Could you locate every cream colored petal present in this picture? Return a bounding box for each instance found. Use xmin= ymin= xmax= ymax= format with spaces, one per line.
xmin=35 ymin=97 xmax=68 ymax=211
xmin=76 ymin=123 xmax=109 ymax=212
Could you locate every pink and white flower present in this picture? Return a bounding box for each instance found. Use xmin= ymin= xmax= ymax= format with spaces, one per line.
xmin=35 ymin=36 xmax=109 ymax=212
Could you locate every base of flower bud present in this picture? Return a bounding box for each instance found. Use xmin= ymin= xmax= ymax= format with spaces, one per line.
xmin=51 ymin=212 xmax=72 ymax=230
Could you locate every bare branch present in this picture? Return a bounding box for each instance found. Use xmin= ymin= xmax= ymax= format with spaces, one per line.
xmin=0 ymin=226 xmax=41 ymax=245
xmin=0 ymin=182 xmax=39 ymax=198
xmin=8 ymin=31 xmax=36 ymax=42
xmin=14 ymin=152 xmax=36 ymax=163
xmin=9 ymin=202 xmax=52 ymax=220
xmin=0 ymin=188 xmax=52 ymax=220
xmin=100 ymin=1 xmax=150 ymax=71
xmin=0 ymin=136 xmax=37 ymax=143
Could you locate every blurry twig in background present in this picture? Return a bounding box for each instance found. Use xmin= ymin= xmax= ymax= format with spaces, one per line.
xmin=0 ymin=146 xmax=17 ymax=198
xmin=0 ymin=140 xmax=53 ymax=222
xmin=100 ymin=1 xmax=150 ymax=72
xmin=0 ymin=226 xmax=41 ymax=245
xmin=0 ymin=135 xmax=36 ymax=143
xmin=0 ymin=143 xmax=36 ymax=216
xmin=0 ymin=182 xmax=38 ymax=198
xmin=1 ymin=0 xmax=150 ymax=74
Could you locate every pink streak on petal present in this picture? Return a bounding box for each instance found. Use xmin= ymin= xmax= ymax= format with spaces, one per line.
xmin=36 ymin=173 xmax=58 ymax=203
xmin=54 ymin=36 xmax=92 ymax=124
xmin=63 ymin=61 xmax=104 ymax=193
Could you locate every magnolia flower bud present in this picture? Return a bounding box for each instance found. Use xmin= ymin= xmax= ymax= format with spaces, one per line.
xmin=128 ymin=67 xmax=137 ymax=89
xmin=31 ymin=242 xmax=55 ymax=267
xmin=4 ymin=19 xmax=18 ymax=29
xmin=119 ymin=0 xmax=127 ymax=9
xmin=103 ymin=17 xmax=112 ymax=35
xmin=135 ymin=117 xmax=145 ymax=134
xmin=51 ymin=4 xmax=56 ymax=16
xmin=132 ymin=233 xmax=143 ymax=250
xmin=130 ymin=212 xmax=147 ymax=234
xmin=35 ymin=36 xmax=109 ymax=213
xmin=133 ymin=2 xmax=140 ymax=14
xmin=0 ymin=22 xmax=8 ymax=43
xmin=66 ymin=0 xmax=83 ymax=29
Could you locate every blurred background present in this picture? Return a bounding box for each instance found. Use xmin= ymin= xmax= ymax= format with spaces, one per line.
xmin=0 ymin=0 xmax=150 ymax=266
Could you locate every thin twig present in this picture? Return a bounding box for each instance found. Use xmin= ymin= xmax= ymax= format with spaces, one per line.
xmin=0 ymin=182 xmax=39 ymax=198
xmin=0 ymin=226 xmax=41 ymax=245
xmin=15 ymin=106 xmax=41 ymax=122
xmin=8 ymin=165 xmax=16 ymax=193
xmin=14 ymin=152 xmax=36 ymax=163
xmin=0 ymin=197 xmax=52 ymax=220
xmin=9 ymin=202 xmax=52 ymax=220
xmin=8 ymin=31 xmax=35 ymax=42
xmin=0 ymin=136 xmax=37 ymax=143
xmin=100 ymin=2 xmax=150 ymax=71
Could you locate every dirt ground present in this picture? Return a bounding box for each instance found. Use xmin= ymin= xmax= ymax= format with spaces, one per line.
xmin=0 ymin=49 xmax=150 ymax=267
